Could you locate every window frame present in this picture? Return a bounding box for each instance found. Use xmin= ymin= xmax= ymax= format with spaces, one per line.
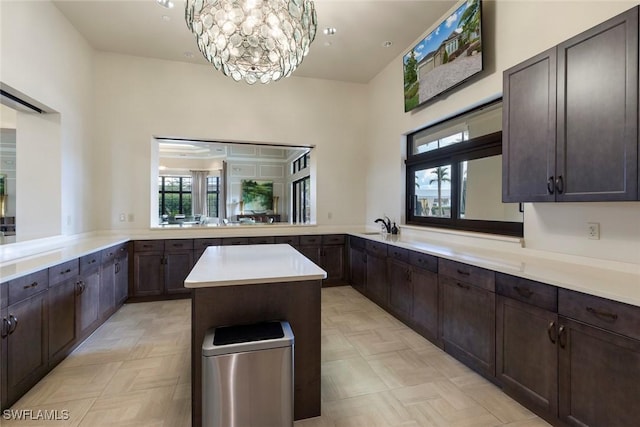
xmin=206 ymin=176 xmax=220 ymax=218
xmin=292 ymin=176 xmax=310 ymax=224
xmin=405 ymin=108 xmax=523 ymax=237
xmin=158 ymin=176 xmax=192 ymax=216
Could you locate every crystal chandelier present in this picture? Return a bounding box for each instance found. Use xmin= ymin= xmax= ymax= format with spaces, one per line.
xmin=185 ymin=0 xmax=317 ymax=84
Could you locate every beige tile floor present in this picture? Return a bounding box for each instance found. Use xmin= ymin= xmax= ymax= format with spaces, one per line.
xmin=4 ymin=286 xmax=551 ymax=427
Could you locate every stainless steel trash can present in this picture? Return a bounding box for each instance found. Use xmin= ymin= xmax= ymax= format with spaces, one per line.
xmin=202 ymin=320 xmax=294 ymax=427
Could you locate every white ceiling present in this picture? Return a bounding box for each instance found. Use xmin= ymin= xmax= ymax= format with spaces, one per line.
xmin=52 ymin=0 xmax=458 ymax=84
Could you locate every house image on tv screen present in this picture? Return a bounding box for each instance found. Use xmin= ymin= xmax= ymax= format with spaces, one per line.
xmin=404 ymin=0 xmax=482 ymax=112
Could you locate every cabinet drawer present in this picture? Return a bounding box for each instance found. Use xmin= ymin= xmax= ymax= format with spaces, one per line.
xmin=299 ymin=235 xmax=322 ymax=246
xmin=275 ymin=235 xmax=300 ymax=246
xmin=349 ymin=236 xmax=365 ymax=250
xmin=409 ymin=251 xmax=438 ymax=273
xmin=165 ymin=239 xmax=194 ymax=251
xmin=80 ymin=252 xmax=101 ymax=274
xmin=247 ymin=236 xmax=275 ymax=245
xmin=194 ymin=238 xmax=222 ymax=250
xmin=559 ymin=289 xmax=640 ymax=340
xmin=322 ymin=234 xmax=345 ymax=245
xmin=49 ymin=259 xmax=79 ymax=287
xmin=115 ymin=242 xmax=129 ymax=259
xmin=9 ymin=269 xmax=49 ymax=305
xmin=134 ymin=240 xmax=165 ymax=252
xmin=439 ymin=259 xmax=495 ymax=292
xmin=366 ymin=240 xmax=388 ymax=258
xmin=496 ymin=273 xmax=557 ymax=312
xmin=101 ymin=246 xmax=118 ymax=264
xmin=222 ymin=237 xmax=249 ymax=246
xmin=387 ymin=246 xmax=409 ymax=263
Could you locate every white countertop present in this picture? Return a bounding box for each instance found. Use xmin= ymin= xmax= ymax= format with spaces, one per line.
xmin=353 ymin=232 xmax=640 ymax=308
xmin=0 ymin=235 xmax=129 ymax=282
xmin=1 ymin=229 xmax=638 ymax=308
xmin=184 ymin=244 xmax=327 ymax=288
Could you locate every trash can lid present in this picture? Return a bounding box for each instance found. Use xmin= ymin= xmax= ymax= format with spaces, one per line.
xmin=202 ymin=320 xmax=294 ymax=356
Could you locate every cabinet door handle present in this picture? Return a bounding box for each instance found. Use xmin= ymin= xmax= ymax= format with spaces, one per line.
xmin=8 ymin=315 xmax=18 ymax=334
xmin=547 ymin=176 xmax=555 ymax=194
xmin=558 ymin=325 xmax=567 ymax=349
xmin=547 ymin=321 xmax=557 ymax=344
xmin=456 ymin=282 xmax=470 ymax=290
xmin=514 ymin=286 xmax=533 ymax=299
xmin=586 ymin=306 xmax=618 ymax=322
xmin=76 ymin=281 xmax=85 ymax=295
xmin=406 ymin=270 xmax=412 ymax=282
xmin=555 ymin=175 xmax=564 ymax=194
xmin=1 ymin=317 xmax=10 ymax=338
xmin=456 ymin=269 xmax=470 ymax=276
xmin=23 ymin=281 xmax=38 ymax=290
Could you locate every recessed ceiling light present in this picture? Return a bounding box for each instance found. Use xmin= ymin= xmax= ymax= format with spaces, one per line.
xmin=382 ymin=41 xmax=393 ymax=48
xmin=156 ymin=0 xmax=174 ymax=9
xmin=323 ymin=27 xmax=337 ymax=36
xmin=184 ymin=51 xmax=195 ymax=58
xmin=324 ymin=41 xmax=332 ymax=47
xmin=161 ymin=15 xmax=171 ymax=22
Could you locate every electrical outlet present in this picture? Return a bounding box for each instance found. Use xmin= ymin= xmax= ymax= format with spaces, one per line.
xmin=587 ymin=222 xmax=600 ymax=240
xmin=119 ymin=213 xmax=126 ymax=222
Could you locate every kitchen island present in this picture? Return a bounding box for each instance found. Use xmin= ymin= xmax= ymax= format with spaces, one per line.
xmin=185 ymin=244 xmax=327 ymax=427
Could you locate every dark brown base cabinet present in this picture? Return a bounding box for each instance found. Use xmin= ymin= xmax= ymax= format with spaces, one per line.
xmin=410 ymin=253 xmax=439 ymax=344
xmin=439 ymin=259 xmax=496 ymax=378
xmin=497 ymin=296 xmax=559 ymax=419
xmin=349 ymin=235 xmax=640 ymax=427
xmin=298 ymin=235 xmax=347 ymax=287
xmin=132 ymin=235 xmax=348 ymax=299
xmin=2 ymin=290 xmax=48 ymax=409
xmin=133 ymin=240 xmax=195 ymax=299
xmin=348 ymin=238 xmax=366 ymax=294
xmin=387 ymin=250 xmax=412 ymax=323
xmin=1 ymin=243 xmax=128 ymax=411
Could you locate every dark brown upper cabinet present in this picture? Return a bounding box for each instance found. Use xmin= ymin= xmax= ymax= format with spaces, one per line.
xmin=503 ymin=6 xmax=638 ymax=202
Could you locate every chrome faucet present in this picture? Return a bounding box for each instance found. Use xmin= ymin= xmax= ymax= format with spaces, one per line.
xmin=374 ymin=216 xmax=391 ymax=234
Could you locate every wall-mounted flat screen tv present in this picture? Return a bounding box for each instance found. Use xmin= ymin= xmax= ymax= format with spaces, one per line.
xmin=403 ymin=0 xmax=483 ymax=112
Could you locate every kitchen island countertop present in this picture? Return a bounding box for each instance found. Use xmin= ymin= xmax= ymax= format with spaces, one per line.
xmin=184 ymin=244 xmax=327 ymax=288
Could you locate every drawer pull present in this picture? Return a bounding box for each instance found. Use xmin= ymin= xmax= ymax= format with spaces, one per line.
xmin=173 ymin=244 xmax=183 ymax=248
xmin=456 ymin=269 xmax=470 ymax=276
xmin=60 ymin=268 xmax=71 ymax=275
xmin=8 ymin=315 xmax=18 ymax=334
xmin=1 ymin=317 xmax=10 ymax=338
xmin=75 ymin=281 xmax=86 ymax=295
xmin=89 ymin=259 xmax=96 ymax=264
xmin=514 ymin=286 xmax=534 ymax=299
xmin=23 ymin=281 xmax=39 ymax=290
xmin=558 ymin=325 xmax=567 ymax=349
xmin=143 ymin=244 xmax=152 ymax=248
xmin=586 ymin=306 xmax=618 ymax=322
xmin=456 ymin=282 xmax=470 ymax=290
xmin=547 ymin=321 xmax=557 ymax=344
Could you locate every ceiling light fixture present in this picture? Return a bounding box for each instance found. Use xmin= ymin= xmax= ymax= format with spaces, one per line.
xmin=156 ymin=0 xmax=174 ymax=9
xmin=185 ymin=0 xmax=317 ymax=84
xmin=382 ymin=41 xmax=393 ymax=48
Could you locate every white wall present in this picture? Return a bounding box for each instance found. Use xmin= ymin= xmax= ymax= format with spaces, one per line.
xmin=0 ymin=0 xmax=95 ymax=238
xmin=366 ymin=0 xmax=640 ymax=264
xmin=92 ymin=53 xmax=367 ymax=231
